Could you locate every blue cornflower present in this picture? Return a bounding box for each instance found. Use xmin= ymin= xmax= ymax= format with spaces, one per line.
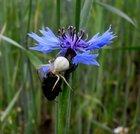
xmin=29 ymin=26 xmax=116 ymax=66
xmin=29 ymin=26 xmax=116 ymax=100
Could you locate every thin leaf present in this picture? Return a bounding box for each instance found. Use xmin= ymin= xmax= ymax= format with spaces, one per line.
xmin=56 ymin=0 xmax=61 ymax=29
xmin=0 ymin=34 xmax=43 ymax=68
xmin=0 ymin=34 xmax=25 ymax=50
xmin=75 ymin=0 xmax=81 ymax=31
xmin=96 ymin=1 xmax=136 ymax=27
xmin=0 ymin=88 xmax=22 ymax=122
xmin=80 ymin=0 xmax=94 ymax=28
xmin=92 ymin=120 xmax=112 ymax=133
xmin=103 ymin=46 xmax=140 ymax=51
xmin=0 ymin=23 xmax=6 ymax=36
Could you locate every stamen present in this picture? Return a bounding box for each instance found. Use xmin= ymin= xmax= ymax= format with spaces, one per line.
xmin=72 ymin=30 xmax=86 ymax=47
xmin=58 ymin=29 xmax=61 ymax=35
xmin=84 ymin=33 xmax=88 ymax=41
xmin=62 ymin=34 xmax=66 ymax=39
xmin=80 ymin=30 xmax=85 ymax=39
xmin=67 ymin=26 xmax=76 ymax=41
xmin=58 ymin=28 xmax=66 ymax=39
xmin=60 ymin=43 xmax=65 ymax=48
xmin=58 ymin=26 xmax=87 ymax=49
xmin=68 ymin=26 xmax=73 ymax=37
xmin=72 ymin=28 xmax=76 ymax=41
xmin=73 ymin=35 xmax=79 ymax=47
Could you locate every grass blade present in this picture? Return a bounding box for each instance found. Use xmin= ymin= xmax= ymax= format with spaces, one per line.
xmin=80 ymin=0 xmax=94 ymax=28
xmin=56 ymin=0 xmax=61 ymax=29
xmin=75 ymin=0 xmax=81 ymax=31
xmin=92 ymin=120 xmax=112 ymax=133
xmin=0 ymin=87 xmax=22 ymax=122
xmin=96 ymin=1 xmax=136 ymax=26
xmin=0 ymin=23 xmax=6 ymax=36
xmin=0 ymin=34 xmax=25 ymax=50
xmin=0 ymin=34 xmax=42 ymax=68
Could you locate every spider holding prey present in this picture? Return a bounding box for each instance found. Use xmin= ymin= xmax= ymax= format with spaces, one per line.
xmin=38 ymin=52 xmax=76 ymax=100
xmin=29 ymin=26 xmax=116 ymax=100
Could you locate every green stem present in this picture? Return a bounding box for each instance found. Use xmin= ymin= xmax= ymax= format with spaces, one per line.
xmin=75 ymin=0 xmax=81 ymax=31
xmin=56 ymin=0 xmax=61 ymax=29
xmin=56 ymin=84 xmax=71 ymax=134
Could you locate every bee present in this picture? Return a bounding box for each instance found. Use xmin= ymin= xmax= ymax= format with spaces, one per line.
xmin=41 ymin=71 xmax=62 ymax=101
xmin=38 ymin=48 xmax=77 ymax=101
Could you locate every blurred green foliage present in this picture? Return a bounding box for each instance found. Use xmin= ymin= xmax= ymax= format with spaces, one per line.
xmin=0 ymin=0 xmax=140 ymax=134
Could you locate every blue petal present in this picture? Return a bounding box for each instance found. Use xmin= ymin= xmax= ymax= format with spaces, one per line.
xmin=29 ymin=44 xmax=60 ymax=54
xmin=38 ymin=64 xmax=51 ymax=79
xmin=28 ymin=28 xmax=61 ymax=53
xmin=72 ymin=52 xmax=99 ymax=66
xmin=39 ymin=27 xmax=60 ymax=43
xmin=86 ymin=26 xmax=116 ymax=50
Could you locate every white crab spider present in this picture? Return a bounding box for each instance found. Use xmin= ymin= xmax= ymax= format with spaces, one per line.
xmin=46 ymin=56 xmax=73 ymax=91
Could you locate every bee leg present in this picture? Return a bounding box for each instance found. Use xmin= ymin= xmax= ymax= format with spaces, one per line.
xmin=52 ymin=75 xmax=60 ymax=91
xmin=59 ymin=74 xmax=73 ymax=91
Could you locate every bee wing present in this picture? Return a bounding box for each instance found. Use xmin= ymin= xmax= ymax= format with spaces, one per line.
xmin=37 ymin=64 xmax=51 ymax=80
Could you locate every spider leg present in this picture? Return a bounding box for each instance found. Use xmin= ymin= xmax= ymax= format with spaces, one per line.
xmin=59 ymin=74 xmax=73 ymax=91
xmin=48 ymin=59 xmax=55 ymax=64
xmin=52 ymin=74 xmax=60 ymax=91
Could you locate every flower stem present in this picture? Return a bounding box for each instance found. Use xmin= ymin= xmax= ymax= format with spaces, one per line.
xmin=55 ymin=84 xmax=71 ymax=134
xmin=56 ymin=0 xmax=61 ymax=29
xmin=75 ymin=0 xmax=81 ymax=31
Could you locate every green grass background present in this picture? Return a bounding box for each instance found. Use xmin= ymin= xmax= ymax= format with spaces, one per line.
xmin=0 ymin=0 xmax=140 ymax=134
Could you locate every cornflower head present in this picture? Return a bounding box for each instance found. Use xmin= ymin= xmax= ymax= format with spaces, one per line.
xmin=29 ymin=26 xmax=116 ymax=67
xmin=28 ymin=26 xmax=116 ymax=100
